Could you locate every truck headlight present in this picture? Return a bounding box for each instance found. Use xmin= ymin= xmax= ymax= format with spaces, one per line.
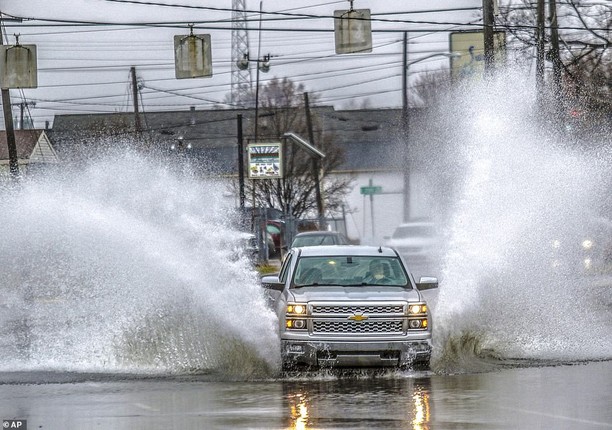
xmin=286 ymin=319 xmax=307 ymax=330
xmin=408 ymin=319 xmax=428 ymax=329
xmin=287 ymin=304 xmax=307 ymax=315
xmin=408 ymin=303 xmax=427 ymax=315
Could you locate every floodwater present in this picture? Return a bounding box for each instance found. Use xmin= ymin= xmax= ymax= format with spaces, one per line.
xmin=0 ymin=361 xmax=611 ymax=429
xmin=0 ymin=70 xmax=611 ymax=428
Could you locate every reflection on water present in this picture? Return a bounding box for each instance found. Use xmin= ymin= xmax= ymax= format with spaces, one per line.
xmin=289 ymin=392 xmax=309 ymax=430
xmin=283 ymin=375 xmax=433 ymax=429
xmin=412 ymin=387 xmax=431 ymax=430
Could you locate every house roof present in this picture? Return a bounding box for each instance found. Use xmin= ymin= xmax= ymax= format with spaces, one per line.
xmin=49 ymin=106 xmax=414 ymax=173
xmin=319 ymin=108 xmax=404 ymax=171
xmin=0 ymin=129 xmax=49 ymax=160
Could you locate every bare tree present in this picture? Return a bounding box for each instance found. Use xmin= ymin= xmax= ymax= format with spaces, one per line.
xmin=499 ymin=0 xmax=611 ymax=109
xmin=243 ymin=77 xmax=352 ymax=220
xmin=408 ymin=69 xmax=454 ymax=108
xmin=341 ymin=98 xmax=374 ymax=110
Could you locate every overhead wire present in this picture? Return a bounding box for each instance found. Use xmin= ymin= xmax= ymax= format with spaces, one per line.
xmin=7 ymin=1 xmax=600 ymax=125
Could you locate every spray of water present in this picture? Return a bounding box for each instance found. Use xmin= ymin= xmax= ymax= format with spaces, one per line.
xmin=421 ymin=69 xmax=612 ymax=373
xmin=0 ymin=151 xmax=279 ymax=378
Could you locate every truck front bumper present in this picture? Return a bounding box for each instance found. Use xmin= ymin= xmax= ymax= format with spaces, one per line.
xmin=281 ymin=339 xmax=432 ymax=368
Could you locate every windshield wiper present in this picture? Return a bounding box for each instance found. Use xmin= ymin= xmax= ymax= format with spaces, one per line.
xmin=293 ymin=282 xmax=320 ymax=288
xmin=295 ymin=282 xmax=402 ymax=288
xmin=360 ymin=282 xmax=405 ymax=287
xmin=294 ymin=283 xmax=354 ymax=288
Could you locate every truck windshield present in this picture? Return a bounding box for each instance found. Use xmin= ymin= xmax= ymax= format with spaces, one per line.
xmin=293 ymin=256 xmax=409 ymax=287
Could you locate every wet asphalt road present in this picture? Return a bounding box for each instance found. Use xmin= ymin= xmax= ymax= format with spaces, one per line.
xmin=0 ymin=360 xmax=610 ymax=430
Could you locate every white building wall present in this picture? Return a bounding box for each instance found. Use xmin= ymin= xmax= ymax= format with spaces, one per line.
xmin=336 ymin=169 xmax=433 ymax=245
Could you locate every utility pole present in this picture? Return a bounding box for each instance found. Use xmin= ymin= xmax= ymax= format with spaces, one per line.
xmin=536 ymin=0 xmax=546 ymax=106
xmin=1 ymin=91 xmax=19 ymax=177
xmin=401 ymin=32 xmax=408 ymax=118
xmin=304 ymin=92 xmax=324 ymax=228
xmin=130 ymin=66 xmax=142 ymax=134
xmin=15 ymin=101 xmax=36 ymax=129
xmin=401 ymin=32 xmax=410 ymax=222
xmin=253 ymin=1 xmax=266 ymax=141
xmin=237 ymin=114 xmax=245 ymax=211
xmin=548 ymin=0 xmax=562 ymax=97
xmin=0 ymin=25 xmax=19 ymax=178
xmin=482 ymin=0 xmax=496 ymax=76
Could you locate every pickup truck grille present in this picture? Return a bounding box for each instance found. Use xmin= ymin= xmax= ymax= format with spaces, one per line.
xmin=313 ymin=320 xmax=403 ymax=334
xmin=307 ymin=301 xmax=408 ymax=335
xmin=312 ymin=304 xmax=404 ymax=315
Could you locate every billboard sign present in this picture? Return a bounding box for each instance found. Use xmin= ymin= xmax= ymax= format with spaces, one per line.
xmin=449 ymin=31 xmax=506 ymax=80
xmin=247 ymin=142 xmax=283 ymax=179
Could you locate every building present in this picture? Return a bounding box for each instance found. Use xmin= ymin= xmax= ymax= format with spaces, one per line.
xmin=48 ymin=106 xmax=434 ymax=244
xmin=0 ymin=129 xmax=60 ymax=178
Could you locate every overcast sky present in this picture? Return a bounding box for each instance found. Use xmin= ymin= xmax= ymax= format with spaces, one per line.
xmin=1 ymin=0 xmax=483 ymax=128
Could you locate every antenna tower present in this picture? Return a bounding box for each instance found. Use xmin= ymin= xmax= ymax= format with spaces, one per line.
xmin=231 ymin=0 xmax=253 ymax=107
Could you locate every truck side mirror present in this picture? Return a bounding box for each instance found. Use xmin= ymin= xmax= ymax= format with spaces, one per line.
xmin=416 ymin=276 xmax=438 ymax=290
xmin=261 ymin=275 xmax=284 ymax=292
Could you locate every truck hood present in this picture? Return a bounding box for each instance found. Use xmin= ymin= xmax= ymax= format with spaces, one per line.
xmin=287 ymin=286 xmax=422 ymax=303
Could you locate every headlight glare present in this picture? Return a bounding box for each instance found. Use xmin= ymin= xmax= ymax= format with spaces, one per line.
xmin=408 ymin=304 xmax=427 ymax=315
xmin=287 ymin=304 xmax=306 ymax=315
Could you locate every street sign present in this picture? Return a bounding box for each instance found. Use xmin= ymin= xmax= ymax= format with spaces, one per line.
xmin=0 ymin=44 xmax=38 ymax=89
xmin=174 ymin=33 xmax=212 ymax=79
xmin=360 ymin=186 xmax=382 ymax=195
xmin=334 ymin=9 xmax=372 ymax=54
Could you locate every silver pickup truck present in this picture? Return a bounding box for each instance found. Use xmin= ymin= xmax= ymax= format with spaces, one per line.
xmin=261 ymin=245 xmax=438 ymax=370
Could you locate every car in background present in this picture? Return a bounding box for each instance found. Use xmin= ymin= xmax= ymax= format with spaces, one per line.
xmin=550 ymin=217 xmax=612 ymax=273
xmin=385 ymin=220 xmax=440 ymax=264
xmin=261 ymin=245 xmax=438 ymax=370
xmin=290 ymin=231 xmax=350 ymax=248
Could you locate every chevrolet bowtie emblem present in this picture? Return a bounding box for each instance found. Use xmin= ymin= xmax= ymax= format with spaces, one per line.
xmin=348 ymin=313 xmax=368 ymax=322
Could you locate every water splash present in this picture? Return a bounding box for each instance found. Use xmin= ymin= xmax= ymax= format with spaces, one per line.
xmin=0 ymin=151 xmax=279 ymax=378
xmin=424 ymin=69 xmax=612 ymax=372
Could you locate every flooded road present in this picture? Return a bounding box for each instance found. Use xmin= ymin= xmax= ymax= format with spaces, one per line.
xmin=1 ymin=74 xmax=611 ymax=430
xmin=0 ymin=152 xmax=610 ymax=429
xmin=1 ymin=360 xmax=611 ymax=429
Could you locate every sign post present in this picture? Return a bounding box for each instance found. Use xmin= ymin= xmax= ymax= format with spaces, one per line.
xmin=360 ymin=180 xmax=382 ymax=238
xmin=0 ymin=35 xmax=38 ymax=178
